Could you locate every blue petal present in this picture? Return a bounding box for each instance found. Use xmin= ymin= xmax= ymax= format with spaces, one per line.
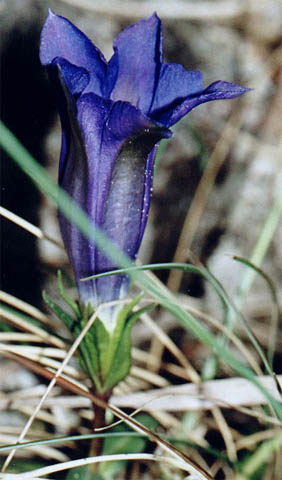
xmin=54 ymin=88 xmax=95 ymax=303
xmin=106 ymin=100 xmax=171 ymax=140
xmin=93 ymin=134 xmax=160 ymax=305
xmin=77 ymin=93 xmax=170 ymax=248
xmin=153 ymin=80 xmax=251 ymax=127
xmin=137 ymin=144 xmax=159 ymax=248
xmin=107 ymin=13 xmax=162 ymax=114
xmin=150 ymin=63 xmax=203 ymax=114
xmin=40 ymin=10 xmax=107 ymax=96
xmin=59 ymin=91 xmax=170 ymax=306
xmin=45 ymin=59 xmax=90 ymax=182
xmin=51 ymin=57 xmax=90 ymax=98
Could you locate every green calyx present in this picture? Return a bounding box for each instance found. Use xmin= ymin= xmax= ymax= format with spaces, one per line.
xmin=79 ymin=295 xmax=141 ymax=393
xmin=43 ymin=273 xmax=152 ymax=394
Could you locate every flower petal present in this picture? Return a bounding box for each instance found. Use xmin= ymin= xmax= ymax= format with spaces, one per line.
xmin=58 ymin=91 xmax=170 ymax=306
xmin=150 ymin=63 xmax=203 ymax=114
xmin=153 ymin=80 xmax=251 ymax=127
xmin=40 ymin=11 xmax=251 ymax=314
xmin=76 ymin=94 xmax=170 ymax=228
xmin=40 ymin=10 xmax=107 ymax=96
xmin=107 ymin=13 xmax=162 ymax=114
xmin=51 ymin=57 xmax=90 ymax=98
xmin=93 ymin=135 xmax=160 ymax=305
xmin=77 ymin=93 xmax=170 ymax=242
xmin=45 ymin=59 xmax=90 ymax=183
xmin=52 ymin=68 xmax=97 ymax=303
xmin=137 ymin=144 xmax=159 ymax=248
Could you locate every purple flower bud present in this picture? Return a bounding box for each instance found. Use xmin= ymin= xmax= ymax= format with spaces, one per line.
xmin=40 ymin=10 xmax=249 ymax=309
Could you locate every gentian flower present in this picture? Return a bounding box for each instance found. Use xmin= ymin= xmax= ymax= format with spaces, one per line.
xmin=40 ymin=11 xmax=248 ymax=322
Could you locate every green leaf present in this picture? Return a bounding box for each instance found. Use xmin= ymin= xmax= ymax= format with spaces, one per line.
xmin=126 ymin=303 xmax=156 ymax=324
xmin=117 ymin=292 xmax=144 ymax=323
xmin=77 ymin=294 xmax=146 ymax=392
xmin=57 ymin=269 xmax=81 ymax=319
xmin=42 ymin=291 xmax=75 ymax=331
xmin=76 ymin=296 xmax=148 ymax=393
xmin=86 ymin=317 xmax=110 ymax=385
xmin=42 ymin=293 xmax=103 ymax=388
xmin=94 ymin=293 xmax=143 ymax=380
xmin=77 ymin=321 xmax=103 ymax=391
xmin=233 ymin=255 xmax=280 ymax=369
xmin=103 ymin=314 xmax=135 ymax=392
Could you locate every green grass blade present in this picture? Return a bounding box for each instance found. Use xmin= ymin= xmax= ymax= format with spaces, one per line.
xmin=237 ymin=189 xmax=282 ymax=298
xmin=233 ymin=256 xmax=281 ymax=370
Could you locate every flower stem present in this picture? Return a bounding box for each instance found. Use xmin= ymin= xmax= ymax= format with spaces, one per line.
xmin=89 ymin=391 xmax=110 ymax=472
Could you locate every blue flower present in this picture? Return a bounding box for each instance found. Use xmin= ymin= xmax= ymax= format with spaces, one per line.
xmin=40 ymin=10 xmax=249 ymax=311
